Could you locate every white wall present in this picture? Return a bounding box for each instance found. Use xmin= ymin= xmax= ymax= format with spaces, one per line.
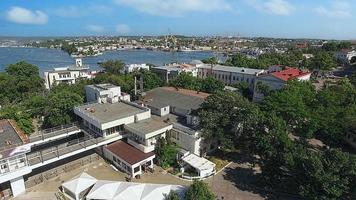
xmin=170 ymin=129 xmax=202 ymax=156
xmin=10 ymin=176 xmax=25 ymax=197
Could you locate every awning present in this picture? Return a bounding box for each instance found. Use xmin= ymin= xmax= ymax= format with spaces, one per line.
xmin=86 ymin=181 xmax=185 ymax=200
xmin=181 ymin=153 xmax=216 ymax=172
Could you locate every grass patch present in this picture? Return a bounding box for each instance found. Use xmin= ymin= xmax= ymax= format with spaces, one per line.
xmin=207 ymin=156 xmax=230 ymax=172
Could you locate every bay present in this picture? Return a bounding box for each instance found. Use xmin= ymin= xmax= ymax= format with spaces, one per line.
xmin=0 ymin=47 xmax=214 ymax=72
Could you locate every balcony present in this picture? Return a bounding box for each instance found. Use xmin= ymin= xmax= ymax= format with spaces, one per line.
xmin=127 ymin=138 xmax=155 ymax=153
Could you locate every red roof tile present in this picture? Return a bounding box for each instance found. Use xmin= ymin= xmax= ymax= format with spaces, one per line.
xmin=271 ymin=67 xmax=311 ymax=81
xmin=105 ymin=141 xmax=155 ymax=165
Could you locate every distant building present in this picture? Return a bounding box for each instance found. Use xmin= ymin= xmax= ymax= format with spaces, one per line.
xmin=43 ymin=58 xmax=96 ymax=89
xmin=253 ymin=66 xmax=312 ymax=102
xmin=151 ymin=63 xmax=199 ymax=83
xmin=197 ymin=64 xmax=265 ymax=90
xmin=123 ymin=64 xmax=149 ymax=74
xmin=303 ymin=54 xmax=314 ymax=59
xmin=335 ymin=49 xmax=356 ymax=64
xmin=85 ymin=84 xmax=131 ymax=103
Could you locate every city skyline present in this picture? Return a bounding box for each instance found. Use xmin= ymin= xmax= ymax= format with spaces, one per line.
xmin=0 ymin=0 xmax=355 ymax=39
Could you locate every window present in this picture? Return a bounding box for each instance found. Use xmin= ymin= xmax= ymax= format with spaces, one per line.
xmin=134 ymin=166 xmax=140 ymax=173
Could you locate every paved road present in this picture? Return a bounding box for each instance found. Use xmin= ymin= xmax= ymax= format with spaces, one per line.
xmin=206 ymin=162 xmax=265 ymax=200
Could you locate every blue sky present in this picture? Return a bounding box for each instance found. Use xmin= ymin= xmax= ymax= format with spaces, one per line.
xmin=0 ymin=0 xmax=355 ymax=39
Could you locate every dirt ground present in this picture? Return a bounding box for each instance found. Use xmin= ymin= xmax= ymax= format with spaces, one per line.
xmin=15 ymin=155 xmax=265 ymax=200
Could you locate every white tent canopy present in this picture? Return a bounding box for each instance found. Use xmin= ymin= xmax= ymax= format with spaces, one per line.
xmin=86 ymin=181 xmax=185 ymax=200
xmin=62 ymin=172 xmax=97 ymax=200
xmin=182 ymin=153 xmax=216 ymax=178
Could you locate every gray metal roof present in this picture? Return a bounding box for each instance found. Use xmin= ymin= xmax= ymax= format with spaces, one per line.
xmin=142 ymin=87 xmax=208 ymax=112
xmin=198 ymin=64 xmax=264 ymax=75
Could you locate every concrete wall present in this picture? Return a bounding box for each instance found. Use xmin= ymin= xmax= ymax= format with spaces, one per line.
xmin=170 ymin=129 xmax=202 ymax=156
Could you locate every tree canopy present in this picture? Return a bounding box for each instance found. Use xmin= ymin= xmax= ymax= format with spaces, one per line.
xmin=185 ymin=180 xmax=215 ymax=200
xmin=99 ymin=60 xmax=125 ymax=75
xmin=170 ymin=72 xmax=224 ymax=94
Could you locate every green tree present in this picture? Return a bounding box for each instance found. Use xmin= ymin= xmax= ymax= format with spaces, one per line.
xmin=261 ymin=80 xmax=317 ymax=138
xmin=170 ymin=72 xmax=199 ymax=91
xmin=155 ymin=137 xmax=178 ymax=169
xmin=164 ymin=191 xmax=180 ymax=200
xmin=199 ymin=91 xmax=261 ymax=149
xmin=200 ymin=77 xmax=224 ymax=93
xmin=234 ymin=81 xmax=252 ymax=99
xmin=293 ymin=148 xmax=356 ymax=200
xmin=138 ymin=69 xmax=165 ymax=91
xmin=99 ymin=60 xmax=125 ymax=75
xmin=201 ymin=57 xmax=218 ymax=65
xmin=308 ymin=52 xmax=337 ymax=71
xmin=3 ymin=61 xmax=44 ymax=102
xmin=185 ymin=180 xmax=215 ymax=200
xmin=251 ymin=113 xmax=294 ymax=187
xmin=44 ymin=90 xmax=83 ymax=127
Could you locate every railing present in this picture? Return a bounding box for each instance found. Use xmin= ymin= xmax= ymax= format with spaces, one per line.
xmin=27 ymin=127 xmax=126 ymax=166
xmin=29 ymin=122 xmax=80 ymax=143
xmin=27 ymin=133 xmax=97 ymax=166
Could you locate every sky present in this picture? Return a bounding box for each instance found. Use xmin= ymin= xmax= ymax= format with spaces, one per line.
xmin=0 ymin=0 xmax=355 ymax=39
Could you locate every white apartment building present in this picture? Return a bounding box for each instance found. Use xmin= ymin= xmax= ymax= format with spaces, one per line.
xmin=123 ymin=64 xmax=149 ymax=74
xmin=197 ymin=64 xmax=265 ymax=90
xmin=151 ymin=63 xmax=199 ymax=83
xmin=85 ymin=84 xmax=131 ymax=103
xmin=253 ymin=66 xmax=312 ymax=102
xmin=44 ymin=58 xmax=95 ymax=89
xmin=335 ymin=49 xmax=356 ymax=64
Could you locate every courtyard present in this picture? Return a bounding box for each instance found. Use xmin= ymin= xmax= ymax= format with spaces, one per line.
xmin=14 ymin=153 xmax=267 ymax=200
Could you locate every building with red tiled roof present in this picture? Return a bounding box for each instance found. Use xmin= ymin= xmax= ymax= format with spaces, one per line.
xmin=104 ymin=140 xmax=155 ymax=178
xmin=271 ymin=67 xmax=312 ymax=81
xmin=253 ymin=66 xmax=311 ymax=102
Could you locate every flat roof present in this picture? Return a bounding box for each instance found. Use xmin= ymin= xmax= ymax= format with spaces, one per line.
xmin=86 ymin=84 xmax=119 ymax=92
xmin=182 ymin=153 xmax=215 ymax=171
xmin=141 ymin=87 xmax=209 ymax=111
xmin=124 ymin=118 xmax=171 ymax=135
xmin=0 ymin=120 xmax=23 ymax=149
xmin=198 ymin=64 xmax=264 ymax=75
xmin=0 ymin=120 xmax=25 ymax=159
xmin=75 ymin=102 xmax=146 ymax=123
xmin=105 ymin=141 xmax=155 ymax=165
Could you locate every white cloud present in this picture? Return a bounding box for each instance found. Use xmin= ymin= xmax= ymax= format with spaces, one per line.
xmin=247 ymin=0 xmax=295 ymax=15
xmin=114 ymin=0 xmax=231 ymax=16
xmin=86 ymin=25 xmax=105 ymax=33
xmin=116 ymin=24 xmax=131 ymax=34
xmin=54 ymin=5 xmax=113 ymax=18
xmin=315 ymin=0 xmax=351 ymax=18
xmin=54 ymin=6 xmax=85 ymax=18
xmin=6 ymin=6 xmax=48 ymax=25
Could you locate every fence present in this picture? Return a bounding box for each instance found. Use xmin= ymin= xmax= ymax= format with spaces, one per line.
xmin=24 ymin=153 xmax=100 ymax=189
xmin=29 ymin=122 xmax=80 ymax=143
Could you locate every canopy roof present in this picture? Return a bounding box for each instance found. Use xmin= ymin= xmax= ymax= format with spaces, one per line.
xmin=61 ymin=172 xmax=97 ymax=195
xmin=86 ymin=181 xmax=185 ymax=200
xmin=182 ymin=153 xmax=216 ymax=172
